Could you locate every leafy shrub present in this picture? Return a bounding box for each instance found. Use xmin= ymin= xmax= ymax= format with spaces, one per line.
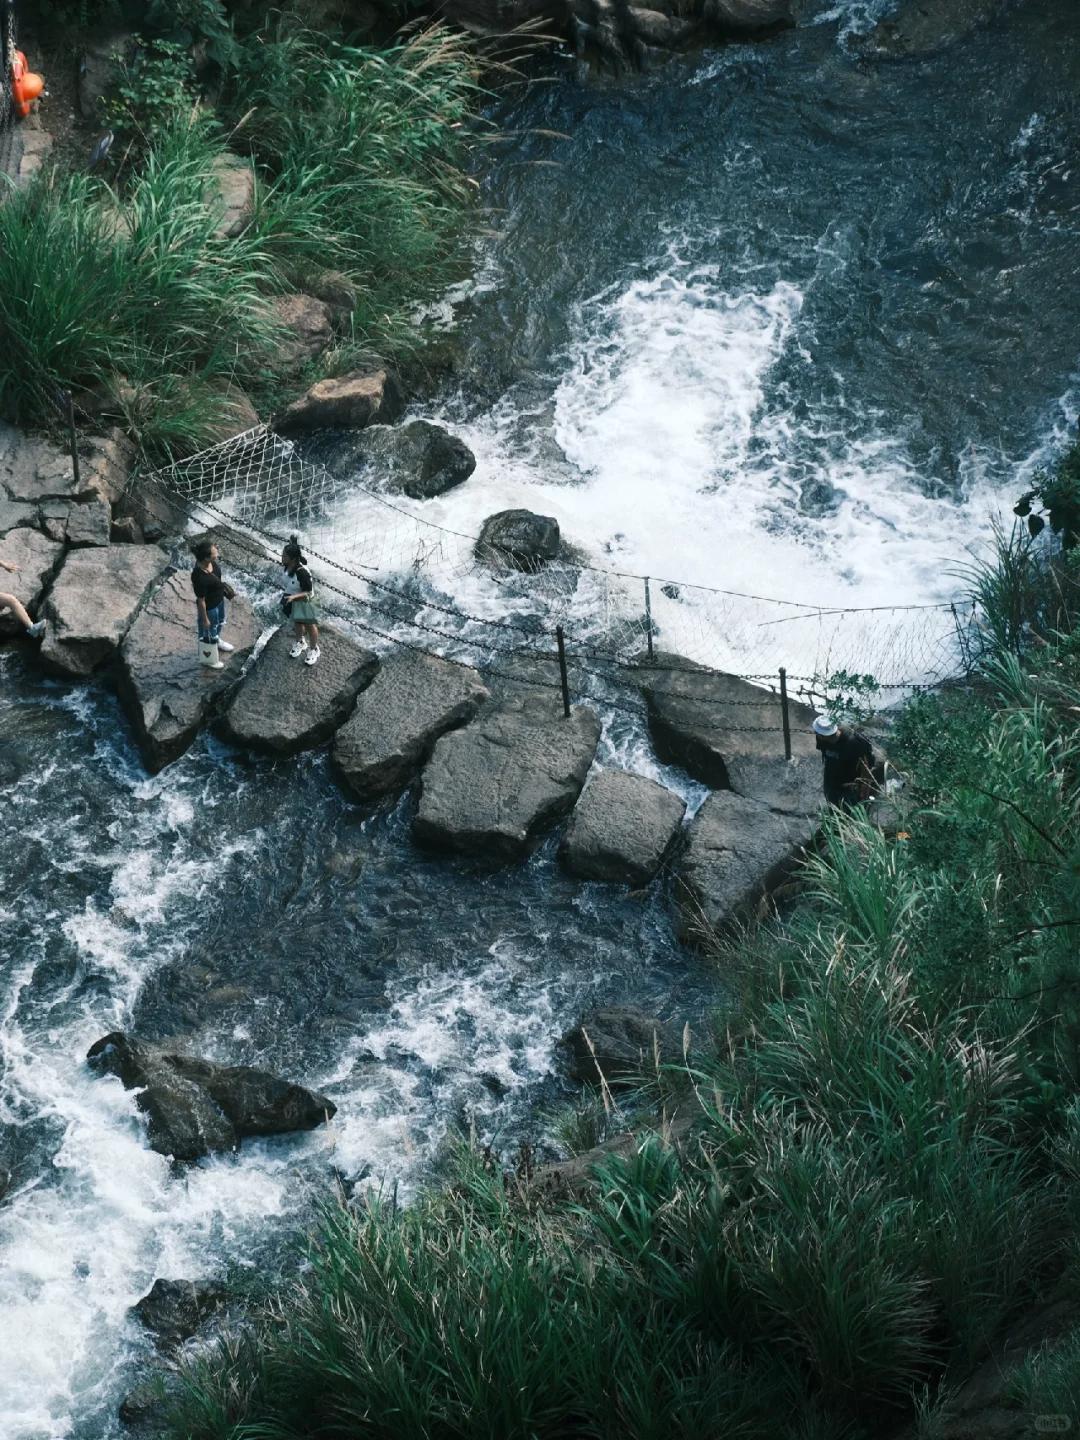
xmin=101 ymin=39 xmax=200 ymax=149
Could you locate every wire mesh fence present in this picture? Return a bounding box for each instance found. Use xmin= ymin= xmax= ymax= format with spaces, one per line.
xmin=137 ymin=422 xmax=974 ymax=724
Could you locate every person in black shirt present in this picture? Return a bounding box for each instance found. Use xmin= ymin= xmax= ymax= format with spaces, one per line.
xmin=281 ymin=535 xmax=321 ymax=667
xmin=812 ymin=714 xmax=876 ymax=809
xmin=191 ymin=540 xmax=236 ymax=669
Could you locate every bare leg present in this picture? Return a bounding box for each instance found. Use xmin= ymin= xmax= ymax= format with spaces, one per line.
xmin=309 ymin=623 xmax=319 ymax=647
xmin=0 ymin=592 xmax=34 ymax=630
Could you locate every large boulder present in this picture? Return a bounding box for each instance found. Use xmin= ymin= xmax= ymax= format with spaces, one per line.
xmin=40 ymin=545 xmax=170 ymax=678
xmin=348 ymin=421 xmax=476 ymax=500
xmin=332 ymin=650 xmax=488 ymax=804
xmin=0 ymin=422 xmax=80 ymax=504
xmin=269 ymin=294 xmax=334 ymax=374
xmin=562 ymin=1007 xmax=685 ymax=1086
xmin=132 ymin=1279 xmax=226 ymax=1352
xmin=118 ymin=569 xmax=257 ymax=773
xmin=273 ymin=367 xmax=405 ymax=433
xmin=701 ymin=0 xmax=792 ymax=36
xmin=208 ymin=154 xmax=255 ymax=239
xmin=415 ymin=696 xmax=601 ymax=861
xmin=635 ymin=652 xmax=815 ymax=791
xmin=221 ymin=623 xmax=379 ymax=755
xmin=675 ymin=789 xmax=818 ymax=943
xmin=0 ymin=527 xmax=64 ymax=639
xmin=560 ymin=769 xmax=686 ymax=885
xmin=475 ymin=509 xmax=561 ymax=572
xmin=87 ymin=1032 xmax=336 ymax=1163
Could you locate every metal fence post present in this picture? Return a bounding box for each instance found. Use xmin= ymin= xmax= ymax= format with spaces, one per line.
xmin=644 ymin=576 xmax=654 ymax=662
xmin=63 ymin=390 xmax=81 ymax=492
xmin=779 ymin=666 xmax=792 ymax=760
xmin=556 ymin=625 xmax=571 ymax=719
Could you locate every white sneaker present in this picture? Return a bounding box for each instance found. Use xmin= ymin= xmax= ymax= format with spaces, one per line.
xmin=290 ymin=639 xmax=308 ymax=658
xmin=304 ymin=646 xmax=320 ymax=667
xmin=217 ymin=638 xmax=235 ymax=653
xmin=26 ymin=619 xmax=46 ymax=639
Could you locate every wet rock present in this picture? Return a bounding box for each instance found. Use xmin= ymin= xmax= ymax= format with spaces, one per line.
xmin=208 ymin=153 xmax=255 ymax=239
xmin=352 ymin=420 xmax=476 ymax=500
xmin=862 ymin=0 xmax=1005 ymax=58
xmin=0 ymin=1116 xmax=63 ymax=1205
xmin=41 ymin=545 xmax=170 ymax=678
xmin=0 ymin=527 xmax=64 ymax=639
xmin=65 ymin=498 xmax=112 ymax=548
xmin=531 ymin=1117 xmax=695 ymax=1200
xmin=475 ymin=509 xmax=561 ymax=572
xmin=332 ymin=650 xmax=488 ymax=804
xmin=222 ymin=623 xmax=379 ymax=755
xmin=626 ymin=7 xmax=699 ymax=46
xmin=270 ymin=294 xmax=334 ymax=374
xmin=87 ymin=1031 xmax=336 ymax=1163
xmin=118 ymin=1381 xmax=164 ymax=1428
xmin=415 ymin=695 xmax=600 ymax=861
xmin=675 ymin=790 xmax=817 ymax=943
xmin=635 ymin=651 xmax=816 ymax=791
xmin=273 ymin=367 xmax=405 ymax=432
xmin=118 ymin=569 xmax=257 ymax=773
xmin=560 ymin=769 xmax=686 ymax=885
xmin=701 ymin=0 xmax=792 ymax=36
xmin=132 ymin=1278 xmax=226 ymax=1352
xmin=562 ymin=1007 xmax=684 ymax=1085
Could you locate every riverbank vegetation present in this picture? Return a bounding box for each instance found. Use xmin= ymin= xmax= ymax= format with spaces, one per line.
xmin=1 ymin=8 xmax=488 ymax=456
xmin=154 ymin=520 xmax=1080 ymax=1436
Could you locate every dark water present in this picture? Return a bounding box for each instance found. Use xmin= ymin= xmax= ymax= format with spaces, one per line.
xmin=2 ymin=2 xmax=1080 ymax=1435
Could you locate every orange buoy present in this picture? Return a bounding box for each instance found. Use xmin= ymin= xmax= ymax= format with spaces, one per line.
xmin=11 ymin=50 xmax=44 ymax=119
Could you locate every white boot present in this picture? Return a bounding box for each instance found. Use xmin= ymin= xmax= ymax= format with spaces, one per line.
xmin=199 ymin=640 xmax=224 ymax=670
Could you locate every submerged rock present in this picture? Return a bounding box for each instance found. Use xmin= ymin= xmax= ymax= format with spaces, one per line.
xmin=333 ymin=650 xmax=489 ymax=804
xmin=132 ymin=1278 xmax=226 ymax=1352
xmin=0 ymin=527 xmax=63 ymax=639
xmin=118 ymin=569 xmax=257 ymax=773
xmin=475 ymin=509 xmax=561 ymax=572
xmin=562 ymin=1007 xmax=685 ymax=1085
xmin=862 ymin=0 xmax=1006 ymax=57
xmin=41 ymin=545 xmax=170 ymax=677
xmin=415 ymin=695 xmax=600 ymax=861
xmin=87 ymin=1032 xmax=336 ymax=1163
xmin=560 ymin=769 xmax=686 ymax=885
xmin=274 ymin=367 xmax=405 ymax=432
xmin=222 ymin=624 xmax=379 ymax=755
xmin=675 ymin=789 xmax=817 ymax=943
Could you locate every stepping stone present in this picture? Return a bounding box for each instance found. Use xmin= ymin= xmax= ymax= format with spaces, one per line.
xmin=414 ymin=696 xmax=601 ymax=861
xmin=332 ymin=650 xmax=488 ymax=804
xmin=560 ymin=769 xmax=686 ymax=885
xmin=675 ymin=789 xmax=818 ymax=944
xmin=0 ymin=527 xmax=63 ymax=639
xmin=40 ymin=544 xmax=169 ymax=677
xmin=221 ymin=623 xmax=378 ymax=755
xmin=635 ymin=650 xmax=817 ymax=792
xmin=118 ymin=569 xmax=257 ymax=773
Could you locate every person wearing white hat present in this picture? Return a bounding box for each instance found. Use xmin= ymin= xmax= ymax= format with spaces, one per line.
xmin=812 ymin=714 xmax=876 ymax=808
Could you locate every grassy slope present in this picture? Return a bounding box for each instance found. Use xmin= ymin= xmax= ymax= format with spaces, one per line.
xmin=0 ymin=23 xmax=485 ymax=459
xmin=155 ymin=530 xmax=1080 ymax=1438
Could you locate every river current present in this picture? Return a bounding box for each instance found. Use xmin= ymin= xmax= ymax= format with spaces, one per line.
xmin=2 ymin=2 xmax=1079 ymax=1435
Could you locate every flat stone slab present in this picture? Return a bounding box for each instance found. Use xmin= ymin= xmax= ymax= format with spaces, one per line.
xmin=64 ymin=498 xmax=112 ymax=548
xmin=0 ymin=500 xmax=37 ymax=537
xmin=118 ymin=569 xmax=257 ymax=773
xmin=724 ymin=753 xmax=824 ymax=818
xmin=414 ymin=697 xmax=601 ymax=861
xmin=0 ymin=423 xmax=78 ymax=504
xmin=221 ymin=624 xmax=379 ymax=755
xmin=0 ymin=527 xmax=64 ymax=639
xmin=636 ymin=652 xmax=816 ymax=792
xmin=41 ymin=545 xmax=169 ymax=678
xmin=560 ymin=769 xmax=686 ymax=885
xmin=332 ymin=650 xmax=488 ymax=804
xmin=675 ymin=789 xmax=818 ymax=943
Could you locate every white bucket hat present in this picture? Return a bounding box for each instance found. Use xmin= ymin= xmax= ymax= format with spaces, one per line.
xmin=812 ymin=714 xmax=839 ymax=738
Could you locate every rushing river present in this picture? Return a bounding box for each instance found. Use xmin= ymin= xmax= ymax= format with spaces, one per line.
xmin=2 ymin=2 xmax=1079 ymax=1435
